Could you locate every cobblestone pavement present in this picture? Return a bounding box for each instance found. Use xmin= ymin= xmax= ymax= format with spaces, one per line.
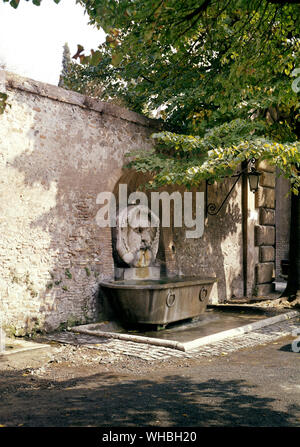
xmin=45 ymin=316 xmax=300 ymax=362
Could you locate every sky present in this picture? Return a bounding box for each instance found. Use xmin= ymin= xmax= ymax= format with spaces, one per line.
xmin=0 ymin=0 xmax=105 ymax=85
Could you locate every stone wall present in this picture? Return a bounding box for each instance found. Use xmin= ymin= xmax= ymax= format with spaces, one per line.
xmin=0 ymin=71 xmax=245 ymax=334
xmin=0 ymin=71 xmax=158 ymax=335
xmin=254 ymin=160 xmax=276 ymax=295
xmin=171 ymin=180 xmax=244 ymax=302
xmin=275 ymin=173 xmax=291 ymax=280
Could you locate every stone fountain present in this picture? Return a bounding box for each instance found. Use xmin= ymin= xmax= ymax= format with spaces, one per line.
xmin=100 ymin=204 xmax=217 ymax=329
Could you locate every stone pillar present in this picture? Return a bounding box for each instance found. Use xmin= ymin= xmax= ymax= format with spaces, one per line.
xmin=275 ymin=172 xmax=291 ymax=280
xmin=245 ymin=185 xmax=259 ymax=297
xmin=254 ymin=161 xmax=276 ymax=296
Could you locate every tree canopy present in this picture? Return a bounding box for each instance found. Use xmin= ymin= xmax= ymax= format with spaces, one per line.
xmin=58 ymin=42 xmax=71 ymax=89
xmin=63 ymin=0 xmax=300 ymax=190
xmin=3 ymin=0 xmax=300 ymax=190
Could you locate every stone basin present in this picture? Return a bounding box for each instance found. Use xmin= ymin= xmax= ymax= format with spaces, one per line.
xmin=100 ymin=276 xmax=217 ymax=327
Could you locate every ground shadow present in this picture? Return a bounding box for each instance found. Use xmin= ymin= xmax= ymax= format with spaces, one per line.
xmin=279 ymin=343 xmax=299 ymax=353
xmin=0 ymin=368 xmax=298 ymax=427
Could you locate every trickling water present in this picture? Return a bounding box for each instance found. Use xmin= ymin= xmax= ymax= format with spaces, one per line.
xmin=136 ymin=248 xmax=152 ymax=268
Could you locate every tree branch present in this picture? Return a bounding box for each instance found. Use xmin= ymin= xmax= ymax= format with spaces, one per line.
xmin=175 ymin=0 xmax=213 ymax=26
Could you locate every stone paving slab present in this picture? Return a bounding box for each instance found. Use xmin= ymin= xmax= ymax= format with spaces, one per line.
xmin=0 ymin=338 xmax=51 ymax=356
xmin=45 ymin=316 xmax=300 ymax=362
xmin=70 ymin=309 xmax=298 ymax=352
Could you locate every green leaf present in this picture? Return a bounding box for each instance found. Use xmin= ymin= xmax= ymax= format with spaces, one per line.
xmin=9 ymin=0 xmax=20 ymax=8
xmin=0 ymin=92 xmax=9 ymax=114
xmin=90 ymin=50 xmax=101 ymax=66
xmin=111 ymin=52 xmax=122 ymax=66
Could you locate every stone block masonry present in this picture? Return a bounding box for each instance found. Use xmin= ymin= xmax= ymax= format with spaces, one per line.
xmin=275 ymin=173 xmax=291 ymax=280
xmin=0 ymin=71 xmax=244 ymax=334
xmin=255 ymin=187 xmax=275 ymax=209
xmin=259 ymin=246 xmax=275 ymax=263
xmin=254 ymin=161 xmax=276 ymax=296
xmin=259 ymin=208 xmax=275 ymax=226
xmin=259 ymin=172 xmax=276 ymax=189
xmin=255 ymin=225 xmax=275 ymax=246
xmin=256 ymin=262 xmax=274 ymax=284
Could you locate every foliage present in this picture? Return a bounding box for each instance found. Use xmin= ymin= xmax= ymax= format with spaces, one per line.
xmin=0 ymin=92 xmax=10 ymax=115
xmin=129 ymin=122 xmax=300 ymax=193
xmin=71 ymin=1 xmax=299 ymax=194
xmin=6 ymin=1 xmax=300 ymax=193
xmin=72 ymin=1 xmax=300 ymax=130
xmin=58 ymin=42 xmax=71 ymax=88
xmin=3 ymin=0 xmax=60 ymax=8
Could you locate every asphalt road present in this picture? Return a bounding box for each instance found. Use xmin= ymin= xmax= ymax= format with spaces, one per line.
xmin=0 ymin=334 xmax=299 ymax=428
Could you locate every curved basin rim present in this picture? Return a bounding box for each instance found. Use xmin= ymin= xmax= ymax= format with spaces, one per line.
xmin=100 ymin=276 xmax=217 ymax=290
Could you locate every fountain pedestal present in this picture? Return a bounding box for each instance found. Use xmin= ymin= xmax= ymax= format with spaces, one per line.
xmin=101 ymin=204 xmax=217 ymax=329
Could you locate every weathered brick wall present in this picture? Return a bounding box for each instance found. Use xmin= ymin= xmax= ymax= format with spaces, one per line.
xmin=0 ymin=71 xmax=158 ymax=335
xmin=0 ymin=71 xmax=244 ymax=334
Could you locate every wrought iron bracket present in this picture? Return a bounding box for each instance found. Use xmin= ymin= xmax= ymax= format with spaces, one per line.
xmin=206 ymin=173 xmax=242 ymax=216
xmin=205 ymin=158 xmax=258 ymax=217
